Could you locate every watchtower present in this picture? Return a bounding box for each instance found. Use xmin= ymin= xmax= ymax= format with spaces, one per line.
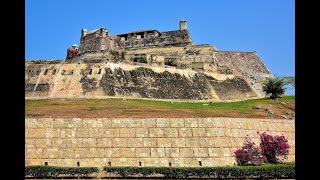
xmin=179 ymin=18 xmax=187 ymax=30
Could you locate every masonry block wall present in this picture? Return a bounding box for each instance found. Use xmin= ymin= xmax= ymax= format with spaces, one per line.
xmin=25 ymin=118 xmax=295 ymax=167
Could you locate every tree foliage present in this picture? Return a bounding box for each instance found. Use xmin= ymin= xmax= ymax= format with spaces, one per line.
xmin=262 ymin=76 xmax=286 ymax=99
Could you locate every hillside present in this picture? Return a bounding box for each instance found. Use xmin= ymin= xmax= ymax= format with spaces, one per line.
xmin=25 ymin=96 xmax=295 ymax=119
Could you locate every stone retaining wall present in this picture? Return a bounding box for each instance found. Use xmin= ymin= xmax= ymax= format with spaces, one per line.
xmin=25 ymin=118 xmax=295 ymax=167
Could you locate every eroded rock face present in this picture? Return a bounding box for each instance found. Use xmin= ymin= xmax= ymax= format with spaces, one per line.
xmin=25 ymin=62 xmax=259 ymax=101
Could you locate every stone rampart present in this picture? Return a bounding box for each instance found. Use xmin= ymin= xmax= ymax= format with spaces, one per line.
xmin=25 ymin=118 xmax=295 ymax=167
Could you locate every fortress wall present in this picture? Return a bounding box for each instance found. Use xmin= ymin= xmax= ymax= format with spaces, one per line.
xmin=215 ymin=51 xmax=272 ymax=95
xmin=25 ymin=117 xmax=295 ymax=167
xmin=25 ymin=62 xmax=258 ymax=100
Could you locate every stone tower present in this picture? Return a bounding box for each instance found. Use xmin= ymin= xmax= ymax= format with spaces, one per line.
xmin=81 ymin=28 xmax=87 ymax=37
xmin=179 ymin=18 xmax=187 ymax=30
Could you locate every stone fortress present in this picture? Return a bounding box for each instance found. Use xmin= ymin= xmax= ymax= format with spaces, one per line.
xmin=25 ymin=20 xmax=294 ymax=168
xmin=25 ymin=19 xmax=272 ymax=101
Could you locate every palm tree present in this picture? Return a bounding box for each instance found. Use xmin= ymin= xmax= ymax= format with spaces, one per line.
xmin=262 ymin=76 xmax=286 ymax=99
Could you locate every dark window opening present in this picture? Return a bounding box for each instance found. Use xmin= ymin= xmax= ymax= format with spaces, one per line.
xmin=36 ymin=70 xmax=40 ymax=75
xmin=61 ymin=70 xmax=66 ymax=75
xmin=89 ymin=69 xmax=92 ymax=75
xmin=44 ymin=69 xmax=48 ymax=75
xmin=77 ymin=162 xmax=80 ymax=167
xmin=199 ymin=161 xmax=202 ymax=166
xmin=98 ymin=69 xmax=101 ymax=74
xmin=123 ymin=70 xmax=126 ymax=75
xmin=139 ymin=162 xmax=142 ymax=166
xmin=28 ymin=70 xmax=32 ymax=74
xmin=108 ymin=162 xmax=111 ymax=166
xmin=69 ymin=70 xmax=74 ymax=75
xmin=52 ymin=69 xmax=56 ymax=75
xmin=44 ymin=162 xmax=48 ymax=166
xmin=169 ymin=162 xmax=172 ymax=167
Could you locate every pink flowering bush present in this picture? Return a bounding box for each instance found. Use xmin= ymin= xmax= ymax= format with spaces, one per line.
xmin=234 ymin=136 xmax=267 ymax=166
xmin=259 ymin=132 xmax=290 ymax=163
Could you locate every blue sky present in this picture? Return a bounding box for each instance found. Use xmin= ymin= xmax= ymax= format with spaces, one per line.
xmin=26 ymin=0 xmax=295 ymax=94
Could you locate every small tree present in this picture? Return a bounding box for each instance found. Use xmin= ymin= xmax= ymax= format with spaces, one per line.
xmin=234 ymin=136 xmax=267 ymax=166
xmin=259 ymin=132 xmax=290 ymax=163
xmin=262 ymin=76 xmax=286 ymax=99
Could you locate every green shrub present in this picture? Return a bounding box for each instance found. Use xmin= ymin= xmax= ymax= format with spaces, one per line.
xmin=25 ymin=166 xmax=98 ymax=178
xmin=103 ymin=164 xmax=294 ymax=179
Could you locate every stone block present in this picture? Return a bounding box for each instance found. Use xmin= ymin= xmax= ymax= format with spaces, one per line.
xmin=82 ymin=138 xmax=96 ymax=147
xmin=127 ymin=138 xmax=143 ymax=147
xmin=165 ymin=148 xmax=179 ymax=157
xmin=170 ymin=118 xmax=184 ymax=127
xmin=141 ymin=118 xmax=157 ymax=127
xmin=76 ymin=128 xmax=90 ymax=138
xmin=112 ymin=119 xmax=129 ymax=127
xmin=184 ymin=118 xmax=198 ymax=127
xmin=34 ymin=139 xmax=51 ymax=148
xmin=75 ymin=148 xmax=90 ymax=158
xmin=151 ymin=148 xmax=166 ymax=157
xmin=201 ymin=137 xmax=217 ymax=147
xmin=149 ymin=128 xmax=163 ymax=137
xmin=163 ymin=128 xmax=178 ymax=137
xmin=136 ymin=148 xmax=151 ymax=157
xmin=157 ymin=118 xmax=170 ymax=127
xmin=26 ymin=148 xmax=42 ymax=159
xmin=211 ymin=118 xmax=226 ymax=127
xmin=206 ymin=127 xmax=225 ymax=137
xmin=120 ymin=128 xmax=135 ymax=137
xmin=25 ymin=139 xmax=35 ymax=148
xmin=127 ymin=119 xmax=142 ymax=127
xmin=90 ymin=148 xmax=105 ymax=157
xmin=97 ymin=118 xmax=111 ymax=128
xmin=45 ymin=128 xmax=61 ymax=138
xmin=171 ymin=138 xmax=185 ymax=147
xmin=185 ymin=137 xmax=200 ymax=147
xmin=58 ymin=148 xmax=75 ymax=158
xmin=52 ymin=139 xmax=67 ymax=148
xmin=82 ymin=119 xmax=97 ymax=128
xmin=97 ymin=138 xmax=112 ymax=147
xmin=105 ymin=148 xmax=119 ymax=157
xmin=198 ymin=118 xmax=213 ymax=127
xmin=120 ymin=148 xmax=136 ymax=158
xmin=26 ymin=118 xmax=53 ymax=128
xmin=66 ymin=138 xmax=82 ymax=148
xmin=212 ymin=137 xmax=232 ymax=147
xmin=103 ymin=129 xmax=119 ymax=137
xmin=157 ymin=138 xmax=172 ymax=147
xmin=53 ymin=118 xmax=69 ymax=128
xmin=143 ymin=138 xmax=157 ymax=147
xmin=179 ymin=148 xmax=193 ymax=157
xmin=208 ymin=148 xmax=231 ymax=157
xmin=68 ymin=118 xmax=82 ymax=127
xmin=43 ymin=148 xmax=59 ymax=158
xmin=112 ymin=138 xmax=127 ymax=147
xmin=193 ymin=148 xmax=209 ymax=157
xmin=178 ymin=128 xmax=192 ymax=137
xmin=135 ymin=128 xmax=149 ymax=137
xmin=60 ymin=128 xmax=76 ymax=138
xmin=192 ymin=128 xmax=206 ymax=137
xmin=27 ymin=128 xmax=46 ymax=138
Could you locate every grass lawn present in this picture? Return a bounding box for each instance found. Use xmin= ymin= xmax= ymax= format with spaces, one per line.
xmin=25 ymin=95 xmax=295 ymax=118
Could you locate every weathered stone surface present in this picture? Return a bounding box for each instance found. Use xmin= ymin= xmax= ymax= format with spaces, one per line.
xmin=26 ymin=118 xmax=295 ymax=167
